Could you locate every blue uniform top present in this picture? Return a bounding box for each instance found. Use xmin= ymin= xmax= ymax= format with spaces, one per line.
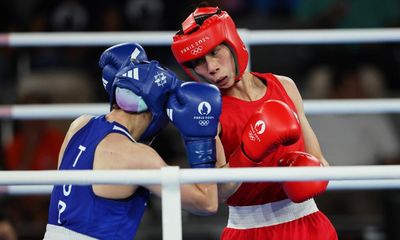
xmin=48 ymin=115 xmax=150 ymax=239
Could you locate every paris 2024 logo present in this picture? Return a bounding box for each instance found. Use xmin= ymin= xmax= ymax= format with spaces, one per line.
xmin=195 ymin=101 xmax=213 ymax=126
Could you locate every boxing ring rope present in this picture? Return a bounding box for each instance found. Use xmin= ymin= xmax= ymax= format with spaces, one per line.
xmin=0 ymin=165 xmax=400 ymax=195
xmin=1 ymin=28 xmax=400 ymax=46
xmin=1 ymin=166 xmax=400 ymax=239
xmin=0 ymin=99 xmax=400 ymax=120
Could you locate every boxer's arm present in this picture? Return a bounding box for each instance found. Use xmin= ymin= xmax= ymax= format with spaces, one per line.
xmin=276 ymin=75 xmax=329 ymax=166
xmin=143 ymin=157 xmax=218 ymax=215
xmin=147 ymin=180 xmax=218 ymax=215
xmin=141 ymin=149 xmax=218 ymax=215
xmin=215 ymin=134 xmax=241 ymax=203
xmin=299 ymin=113 xmax=329 ymax=166
xmin=93 ymin=137 xmax=218 ymax=215
xmin=275 ymin=75 xmax=329 ymax=202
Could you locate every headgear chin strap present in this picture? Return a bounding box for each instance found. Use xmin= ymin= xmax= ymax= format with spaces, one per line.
xmin=171 ymin=7 xmax=248 ymax=82
xmin=112 ymin=60 xmax=182 ymax=142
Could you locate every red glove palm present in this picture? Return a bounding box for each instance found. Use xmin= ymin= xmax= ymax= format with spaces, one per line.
xmin=279 ymin=151 xmax=328 ymax=203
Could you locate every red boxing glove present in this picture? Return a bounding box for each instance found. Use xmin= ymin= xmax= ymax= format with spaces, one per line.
xmin=229 ymin=100 xmax=301 ymax=167
xmin=279 ymin=151 xmax=328 ymax=203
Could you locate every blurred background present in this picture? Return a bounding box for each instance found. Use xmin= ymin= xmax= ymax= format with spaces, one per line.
xmin=1 ymin=0 xmax=400 ymax=239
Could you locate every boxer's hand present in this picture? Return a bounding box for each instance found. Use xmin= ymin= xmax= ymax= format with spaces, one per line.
xmin=230 ymin=100 xmax=301 ymax=167
xmin=167 ymin=82 xmax=221 ymax=168
xmin=98 ymin=42 xmax=148 ymax=94
xmin=279 ymin=151 xmax=328 ymax=203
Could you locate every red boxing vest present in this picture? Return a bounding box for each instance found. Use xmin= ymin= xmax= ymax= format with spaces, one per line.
xmin=220 ymin=73 xmax=305 ymax=206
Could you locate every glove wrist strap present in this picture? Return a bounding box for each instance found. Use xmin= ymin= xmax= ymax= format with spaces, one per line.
xmin=184 ymin=138 xmax=216 ymax=168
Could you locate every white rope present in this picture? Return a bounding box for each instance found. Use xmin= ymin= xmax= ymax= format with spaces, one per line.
xmin=0 ymin=103 xmax=108 ymax=119
xmin=2 ymin=179 xmax=400 ymax=196
xmin=0 ymin=169 xmax=161 ymax=185
xmin=0 ymin=185 xmax=53 ymax=195
xmin=2 ymin=166 xmax=398 ymax=240
xmin=1 ymin=29 xmax=400 ymax=47
xmin=304 ymin=99 xmax=400 ymax=115
xmin=328 ymin=179 xmax=400 ymax=190
xmin=1 ymin=166 xmax=400 ymax=195
xmin=245 ymin=28 xmax=400 ymax=44
xmin=1 ymin=166 xmax=400 ymax=185
xmin=179 ymin=166 xmax=400 ymax=183
xmin=0 ymin=99 xmax=399 ymax=120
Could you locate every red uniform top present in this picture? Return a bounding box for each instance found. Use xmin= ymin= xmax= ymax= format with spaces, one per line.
xmin=220 ymin=73 xmax=305 ymax=206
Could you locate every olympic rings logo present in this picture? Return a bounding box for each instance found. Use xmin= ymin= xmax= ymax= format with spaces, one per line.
xmin=198 ymin=120 xmax=209 ymax=126
xmin=191 ymin=46 xmax=203 ymax=55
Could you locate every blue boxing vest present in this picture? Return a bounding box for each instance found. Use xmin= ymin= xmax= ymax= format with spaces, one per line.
xmin=47 ymin=115 xmax=150 ymax=239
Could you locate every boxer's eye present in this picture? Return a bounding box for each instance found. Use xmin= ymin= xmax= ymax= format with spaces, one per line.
xmin=192 ymin=58 xmax=205 ymax=68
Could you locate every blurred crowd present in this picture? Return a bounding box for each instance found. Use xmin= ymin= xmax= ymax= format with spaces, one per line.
xmin=1 ymin=0 xmax=400 ymax=239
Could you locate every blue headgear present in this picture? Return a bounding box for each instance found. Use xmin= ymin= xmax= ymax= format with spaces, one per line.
xmin=111 ymin=60 xmax=182 ymax=141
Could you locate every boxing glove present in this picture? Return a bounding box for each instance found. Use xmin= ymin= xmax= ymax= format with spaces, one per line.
xmin=279 ymin=151 xmax=328 ymax=203
xmin=167 ymin=82 xmax=222 ymax=168
xmin=230 ymin=100 xmax=301 ymax=167
xmin=98 ymin=42 xmax=148 ymax=95
xmin=114 ymin=60 xmax=183 ymax=141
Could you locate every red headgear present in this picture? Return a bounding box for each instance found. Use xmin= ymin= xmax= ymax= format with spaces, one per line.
xmin=171 ymin=7 xmax=248 ymax=82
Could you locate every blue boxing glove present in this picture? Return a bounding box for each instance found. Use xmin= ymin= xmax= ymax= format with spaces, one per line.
xmin=98 ymin=42 xmax=148 ymax=95
xmin=166 ymin=82 xmax=222 ymax=168
xmin=113 ymin=60 xmax=183 ymax=141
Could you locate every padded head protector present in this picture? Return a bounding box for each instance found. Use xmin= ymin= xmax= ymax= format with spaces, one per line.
xmin=171 ymin=7 xmax=248 ymax=81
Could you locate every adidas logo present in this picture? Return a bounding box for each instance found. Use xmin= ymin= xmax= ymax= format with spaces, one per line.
xmin=122 ymin=68 xmax=139 ymax=80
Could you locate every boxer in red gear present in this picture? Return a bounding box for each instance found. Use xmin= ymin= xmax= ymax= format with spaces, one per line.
xmin=171 ymin=4 xmax=337 ymax=240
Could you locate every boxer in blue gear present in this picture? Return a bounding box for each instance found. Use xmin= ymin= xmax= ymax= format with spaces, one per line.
xmin=99 ymin=42 xmax=182 ymax=142
xmin=44 ymin=43 xmax=221 ymax=240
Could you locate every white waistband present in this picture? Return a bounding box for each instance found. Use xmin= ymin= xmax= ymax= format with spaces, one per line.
xmin=227 ymin=198 xmax=319 ymax=229
xmin=43 ymin=224 xmax=98 ymax=240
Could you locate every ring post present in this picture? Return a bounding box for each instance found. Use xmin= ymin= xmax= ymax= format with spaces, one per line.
xmin=161 ymin=166 xmax=182 ymax=240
